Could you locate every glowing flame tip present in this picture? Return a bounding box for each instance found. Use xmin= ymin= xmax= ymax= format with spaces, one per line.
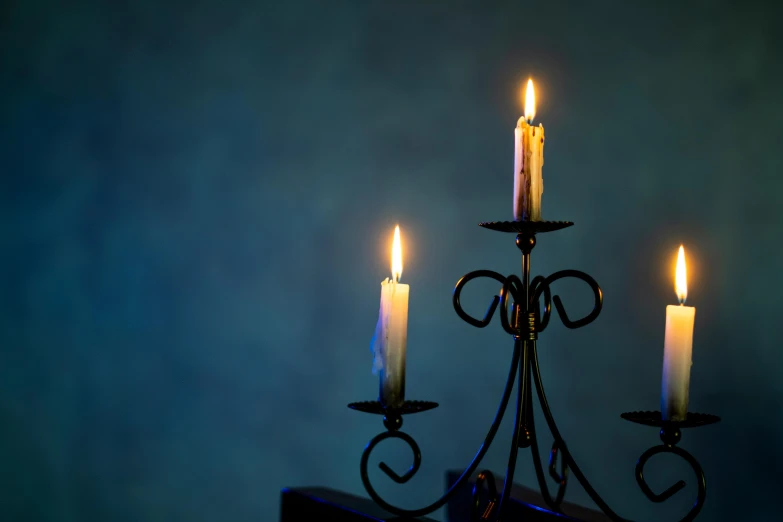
xmin=392 ymin=225 xmax=403 ymax=282
xmin=524 ymin=78 xmax=536 ymax=122
xmin=675 ymin=245 xmax=687 ymax=304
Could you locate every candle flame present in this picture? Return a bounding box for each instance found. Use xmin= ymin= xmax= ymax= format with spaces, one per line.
xmin=524 ymin=79 xmax=536 ymax=123
xmin=391 ymin=225 xmax=403 ymax=282
xmin=675 ymin=245 xmax=688 ymax=304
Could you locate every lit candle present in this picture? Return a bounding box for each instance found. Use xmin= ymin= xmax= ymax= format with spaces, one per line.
xmin=370 ymin=225 xmax=409 ymax=409
xmin=661 ymin=245 xmax=695 ymax=422
xmin=513 ymin=79 xmax=545 ymax=221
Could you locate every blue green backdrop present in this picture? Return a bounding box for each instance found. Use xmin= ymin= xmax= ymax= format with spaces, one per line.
xmin=1 ymin=1 xmax=781 ymax=521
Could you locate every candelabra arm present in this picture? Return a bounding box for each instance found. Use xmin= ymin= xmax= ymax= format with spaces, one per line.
xmin=529 ymin=345 xmax=710 ymax=522
xmin=492 ymin=338 xmax=526 ymax=520
xmin=529 ymin=344 xmax=629 ymax=521
xmin=525 ymin=348 xmax=568 ymax=510
xmin=492 ymin=244 xmax=534 ymax=519
xmin=358 ymin=341 xmax=522 ymax=518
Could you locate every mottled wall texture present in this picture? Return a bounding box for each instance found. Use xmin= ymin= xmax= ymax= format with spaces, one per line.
xmin=1 ymin=1 xmax=781 ymax=521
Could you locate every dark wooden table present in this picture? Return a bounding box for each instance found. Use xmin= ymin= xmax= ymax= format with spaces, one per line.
xmin=280 ymin=470 xmax=609 ymax=521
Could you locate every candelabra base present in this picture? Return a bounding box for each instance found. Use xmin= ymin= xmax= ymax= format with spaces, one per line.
xmin=445 ymin=471 xmax=609 ymax=522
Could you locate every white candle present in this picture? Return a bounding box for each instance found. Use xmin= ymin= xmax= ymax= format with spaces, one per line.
xmin=513 ymin=79 xmax=545 ymax=221
xmin=661 ymin=245 xmax=695 ymax=422
xmin=371 ymin=225 xmax=409 ymax=409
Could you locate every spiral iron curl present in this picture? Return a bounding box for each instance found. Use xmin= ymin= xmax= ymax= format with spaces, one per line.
xmin=358 ymin=339 xmax=521 ymax=518
xmin=453 ymin=269 xmax=603 ymax=336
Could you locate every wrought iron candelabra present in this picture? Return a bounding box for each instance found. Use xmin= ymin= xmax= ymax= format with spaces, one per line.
xmin=348 ymin=220 xmax=720 ymax=522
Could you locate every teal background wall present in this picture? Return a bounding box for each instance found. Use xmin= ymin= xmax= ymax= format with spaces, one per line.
xmin=1 ymin=1 xmax=781 ymax=520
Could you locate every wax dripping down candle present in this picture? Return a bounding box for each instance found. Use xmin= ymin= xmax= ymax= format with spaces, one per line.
xmin=370 ymin=226 xmax=409 ymax=409
xmin=661 ymin=245 xmax=696 ymax=422
xmin=513 ymin=79 xmax=545 ymax=221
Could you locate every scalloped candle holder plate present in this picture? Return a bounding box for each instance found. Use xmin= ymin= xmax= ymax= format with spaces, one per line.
xmin=348 ymin=400 xmax=439 ymax=415
xmin=620 ymin=411 xmax=721 ymax=428
xmin=478 ymin=220 xmax=574 ymax=234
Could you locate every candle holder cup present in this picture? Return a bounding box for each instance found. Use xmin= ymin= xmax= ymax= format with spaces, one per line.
xmin=347 ymin=400 xmax=439 ymax=431
xmin=348 ymin=220 xmax=720 ymax=522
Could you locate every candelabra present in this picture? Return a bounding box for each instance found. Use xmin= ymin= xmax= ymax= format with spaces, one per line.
xmin=347 ymin=220 xmax=720 ymax=522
